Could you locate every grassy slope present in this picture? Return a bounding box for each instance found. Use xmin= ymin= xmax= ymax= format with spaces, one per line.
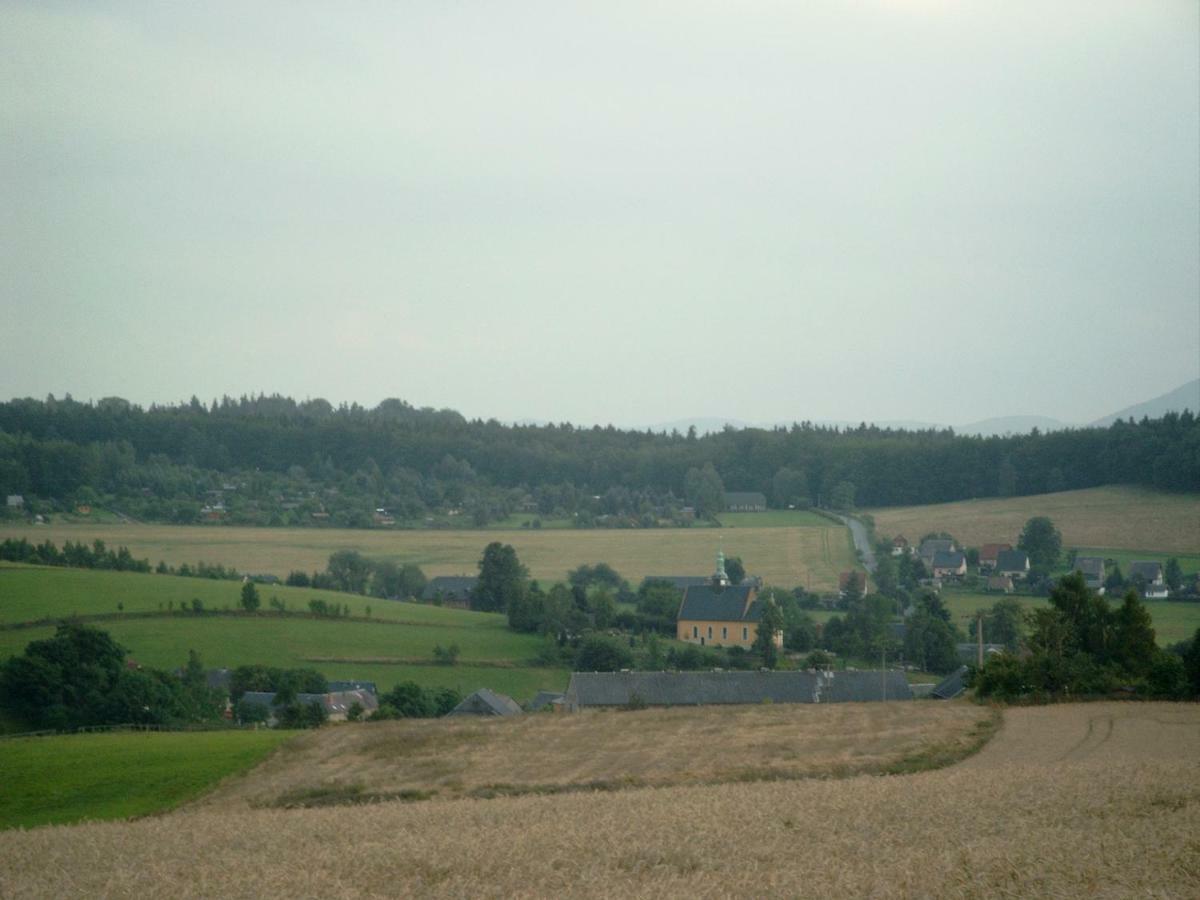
xmin=0 ymin=565 xmax=506 ymax=625
xmin=0 ymin=730 xmax=295 ymax=830
xmin=0 ymin=519 xmax=854 ymax=591
xmin=867 ymin=485 xmax=1200 ymax=554
xmin=0 ymin=567 xmax=569 ymax=698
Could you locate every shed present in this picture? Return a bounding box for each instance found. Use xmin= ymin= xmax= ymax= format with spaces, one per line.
xmin=724 ymin=492 xmax=767 ymax=512
xmin=421 ymin=576 xmax=478 ymax=606
xmin=449 ymin=688 xmax=522 ymax=717
xmin=931 ymin=666 xmax=970 ymax=700
xmin=527 ymin=690 xmax=566 ymax=712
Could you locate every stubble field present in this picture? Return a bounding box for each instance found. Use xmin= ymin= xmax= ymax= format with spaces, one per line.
xmin=0 ymin=702 xmax=1196 ymax=898
xmin=0 ymin=519 xmax=856 ymax=591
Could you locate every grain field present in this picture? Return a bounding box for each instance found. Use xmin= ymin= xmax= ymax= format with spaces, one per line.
xmin=0 ymin=520 xmax=855 ymax=591
xmin=1 ymin=703 xmax=1197 ymax=898
xmin=867 ymin=485 xmax=1200 ymax=553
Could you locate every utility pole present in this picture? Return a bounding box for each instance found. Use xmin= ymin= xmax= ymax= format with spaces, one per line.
xmin=977 ymin=612 xmax=984 ymax=668
xmin=882 ymin=642 xmax=887 ymax=701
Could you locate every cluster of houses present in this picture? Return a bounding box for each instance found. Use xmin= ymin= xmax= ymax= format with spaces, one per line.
xmin=889 ymin=534 xmax=1175 ymax=599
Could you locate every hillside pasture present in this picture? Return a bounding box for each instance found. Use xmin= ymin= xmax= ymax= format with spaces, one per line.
xmin=0 ymin=565 xmax=505 ymax=626
xmin=0 ymin=703 xmax=1195 ymax=896
xmin=198 ymin=701 xmax=994 ymax=810
xmin=0 ymin=729 xmax=294 ymax=830
xmin=0 ymin=519 xmax=855 ymax=592
xmin=867 ymin=485 xmax=1200 ymax=554
xmin=0 ymin=616 xmax=566 ymax=701
xmin=0 ymin=567 xmax=568 ymax=698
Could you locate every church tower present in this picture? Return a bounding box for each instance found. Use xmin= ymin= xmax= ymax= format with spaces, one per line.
xmin=712 ymin=546 xmax=730 ymax=588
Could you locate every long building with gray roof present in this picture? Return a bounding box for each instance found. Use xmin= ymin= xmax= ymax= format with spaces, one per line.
xmin=564 ymin=670 xmax=912 ymax=711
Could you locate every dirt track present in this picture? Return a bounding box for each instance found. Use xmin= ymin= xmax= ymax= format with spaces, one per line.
xmin=959 ymin=702 xmax=1200 ymax=768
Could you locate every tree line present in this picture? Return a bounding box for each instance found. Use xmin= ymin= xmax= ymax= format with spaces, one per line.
xmin=1 ymin=393 xmax=1196 ymax=527
xmin=975 ymin=573 xmax=1200 ymax=700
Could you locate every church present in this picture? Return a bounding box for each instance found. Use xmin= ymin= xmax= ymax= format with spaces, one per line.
xmin=675 ymin=551 xmax=783 ymax=650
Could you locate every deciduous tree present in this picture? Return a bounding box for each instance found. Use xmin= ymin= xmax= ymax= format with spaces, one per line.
xmin=1018 ymin=517 xmax=1062 ymax=572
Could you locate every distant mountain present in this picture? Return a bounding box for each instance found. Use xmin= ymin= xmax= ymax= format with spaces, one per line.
xmin=1090 ymin=378 xmax=1200 ymax=427
xmin=956 ymin=415 xmax=1070 ymax=437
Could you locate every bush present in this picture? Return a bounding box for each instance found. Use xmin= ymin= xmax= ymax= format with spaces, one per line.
xmin=804 ymin=650 xmax=834 ymax=670
xmin=432 ymin=643 xmax=460 ymax=666
xmin=235 ymin=698 xmax=271 ymax=724
xmin=575 ymin=634 xmax=633 ymax=672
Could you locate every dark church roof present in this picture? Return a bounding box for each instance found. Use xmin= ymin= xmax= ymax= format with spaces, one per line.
xmin=639 ymin=576 xmax=711 ymax=592
xmin=677 ymin=584 xmax=759 ymax=622
xmin=565 ymin=670 xmax=913 ymax=709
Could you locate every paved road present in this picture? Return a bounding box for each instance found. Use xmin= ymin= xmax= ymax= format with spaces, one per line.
xmin=836 ymin=514 xmax=876 ymax=573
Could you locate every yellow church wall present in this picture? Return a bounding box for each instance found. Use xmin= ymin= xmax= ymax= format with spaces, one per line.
xmin=677 ymin=619 xmax=783 ymax=649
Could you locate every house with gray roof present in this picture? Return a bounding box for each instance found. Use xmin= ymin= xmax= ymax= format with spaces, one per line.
xmin=327 ymin=680 xmax=377 ymax=695
xmin=724 ymin=492 xmax=767 ymax=512
xmin=676 ymin=583 xmax=780 ymax=649
xmin=449 ymin=688 xmax=523 ymax=717
xmin=1129 ymin=561 xmax=1168 ymax=598
xmin=527 ymin=690 xmax=566 ymax=712
xmin=1073 ymin=556 xmax=1106 ymax=594
xmin=918 ymin=538 xmax=956 ymax=563
xmin=421 ymin=576 xmax=477 ymax=607
xmin=995 ymin=550 xmax=1030 ymax=578
xmin=565 ymin=670 xmax=913 ymax=710
xmin=930 ymin=550 xmax=967 ymax=578
xmin=237 ymin=689 xmax=378 ymax=724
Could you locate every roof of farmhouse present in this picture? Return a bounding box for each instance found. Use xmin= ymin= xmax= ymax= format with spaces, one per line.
xmin=565 ymin=670 xmax=913 ymax=708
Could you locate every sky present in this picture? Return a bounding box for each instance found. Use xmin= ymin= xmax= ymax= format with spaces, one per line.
xmin=2 ymin=1 xmax=1198 ymax=429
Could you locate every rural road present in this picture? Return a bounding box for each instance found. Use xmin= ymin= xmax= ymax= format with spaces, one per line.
xmin=836 ymin=514 xmax=876 ymax=573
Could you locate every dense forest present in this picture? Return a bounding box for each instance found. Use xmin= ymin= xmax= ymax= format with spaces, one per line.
xmin=0 ymin=394 xmax=1196 ymax=528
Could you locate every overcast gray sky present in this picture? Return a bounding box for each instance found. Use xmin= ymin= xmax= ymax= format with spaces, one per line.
xmin=2 ymin=1 xmax=1197 ymax=428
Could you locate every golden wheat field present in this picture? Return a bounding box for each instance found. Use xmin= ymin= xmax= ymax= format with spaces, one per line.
xmin=2 ymin=703 xmax=1197 ymax=898
xmin=197 ymin=702 xmax=994 ymax=809
xmin=0 ymin=520 xmax=855 ymax=591
xmin=867 ymin=485 xmax=1200 ymax=554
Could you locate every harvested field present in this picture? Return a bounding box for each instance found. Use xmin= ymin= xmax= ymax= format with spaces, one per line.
xmin=197 ymin=702 xmax=994 ymax=809
xmin=0 ymin=703 xmax=1196 ymax=898
xmin=0 ymin=520 xmax=854 ymax=591
xmin=867 ymin=485 xmax=1200 ymax=554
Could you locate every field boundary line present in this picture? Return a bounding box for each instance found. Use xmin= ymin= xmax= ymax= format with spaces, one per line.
xmin=0 ymin=609 xmax=486 ymax=632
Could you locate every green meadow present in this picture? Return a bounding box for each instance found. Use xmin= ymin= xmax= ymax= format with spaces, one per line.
xmin=1062 ymin=548 xmax=1200 ymax=575
xmin=0 ymin=566 xmax=570 ymax=699
xmin=0 ymin=729 xmax=295 ymax=830
xmin=0 ymin=564 xmax=494 ymax=625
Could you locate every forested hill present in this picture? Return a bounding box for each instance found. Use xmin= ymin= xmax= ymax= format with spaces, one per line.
xmin=0 ymin=395 xmax=1196 ymax=528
